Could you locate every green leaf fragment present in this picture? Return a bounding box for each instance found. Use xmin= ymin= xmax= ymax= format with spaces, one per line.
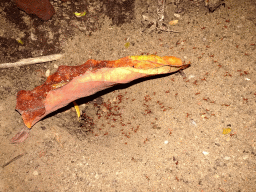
xmin=125 ymin=42 xmax=130 ymax=48
xmin=74 ymin=11 xmax=86 ymax=17
xmin=16 ymin=38 xmax=24 ymax=45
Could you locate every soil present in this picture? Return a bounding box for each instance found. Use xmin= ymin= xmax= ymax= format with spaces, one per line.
xmin=0 ymin=0 xmax=256 ymax=191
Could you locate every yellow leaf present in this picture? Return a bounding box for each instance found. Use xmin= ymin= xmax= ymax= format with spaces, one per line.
xmin=169 ymin=20 xmax=179 ymax=26
xmin=73 ymin=101 xmax=80 ymax=121
xmin=222 ymin=128 xmax=231 ymax=135
xmin=16 ymin=38 xmax=24 ymax=45
xmin=125 ymin=42 xmax=130 ymax=48
xmin=74 ymin=11 xmax=86 ymax=17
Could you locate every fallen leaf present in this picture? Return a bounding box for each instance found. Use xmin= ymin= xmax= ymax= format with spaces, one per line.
xmin=14 ymin=55 xmax=190 ymax=142
xmin=169 ymin=20 xmax=179 ymax=26
xmin=222 ymin=128 xmax=231 ymax=135
xmin=10 ymin=126 xmax=30 ymax=144
xmin=124 ymin=42 xmax=130 ymax=48
xmin=74 ymin=11 xmax=86 ymax=17
xmin=73 ymin=101 xmax=80 ymax=121
xmin=16 ymin=38 xmax=24 ymax=45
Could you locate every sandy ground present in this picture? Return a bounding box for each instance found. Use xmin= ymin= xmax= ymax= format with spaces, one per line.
xmin=0 ymin=0 xmax=256 ymax=191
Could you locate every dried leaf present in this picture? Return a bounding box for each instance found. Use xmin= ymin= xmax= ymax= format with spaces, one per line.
xmin=15 ymin=55 xmax=190 ymax=130
xmin=10 ymin=126 xmax=30 ymax=144
xmin=222 ymin=128 xmax=231 ymax=135
xmin=169 ymin=20 xmax=179 ymax=26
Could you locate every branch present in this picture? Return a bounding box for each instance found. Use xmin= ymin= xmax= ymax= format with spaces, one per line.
xmin=0 ymin=54 xmax=63 ymax=68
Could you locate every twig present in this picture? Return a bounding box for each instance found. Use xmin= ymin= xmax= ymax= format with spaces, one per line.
xmin=156 ymin=26 xmax=180 ymax=33
xmin=0 ymin=54 xmax=63 ymax=68
xmin=2 ymin=153 xmax=26 ymax=168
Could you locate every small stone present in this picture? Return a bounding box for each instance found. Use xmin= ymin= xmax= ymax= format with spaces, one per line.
xmin=45 ymin=69 xmax=50 ymax=77
xmin=174 ymin=13 xmax=180 ymax=18
xmin=188 ymin=75 xmax=195 ymax=79
xmin=243 ymin=155 xmax=249 ymax=160
xmin=190 ymin=119 xmax=197 ymax=126
xmin=33 ymin=170 xmax=38 ymax=176
xmin=30 ymin=32 xmax=37 ymax=41
xmin=224 ymin=156 xmax=230 ymax=160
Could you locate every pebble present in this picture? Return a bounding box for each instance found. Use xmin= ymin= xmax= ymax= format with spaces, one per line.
xmin=174 ymin=13 xmax=180 ymax=18
xmin=224 ymin=156 xmax=231 ymax=160
xmin=190 ymin=119 xmax=197 ymax=126
xmin=33 ymin=170 xmax=39 ymax=176
xmin=30 ymin=32 xmax=37 ymax=41
xmin=188 ymin=75 xmax=195 ymax=79
xmin=45 ymin=69 xmax=50 ymax=77
xmin=243 ymin=155 xmax=249 ymax=160
xmin=95 ymin=173 xmax=99 ymax=179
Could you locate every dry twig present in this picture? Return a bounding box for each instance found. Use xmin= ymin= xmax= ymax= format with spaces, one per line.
xmin=0 ymin=54 xmax=63 ymax=68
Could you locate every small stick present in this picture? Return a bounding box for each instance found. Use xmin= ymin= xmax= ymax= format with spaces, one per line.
xmin=0 ymin=54 xmax=63 ymax=68
xmin=2 ymin=153 xmax=26 ymax=168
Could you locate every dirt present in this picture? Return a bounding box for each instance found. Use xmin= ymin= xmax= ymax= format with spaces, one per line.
xmin=0 ymin=0 xmax=256 ymax=191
